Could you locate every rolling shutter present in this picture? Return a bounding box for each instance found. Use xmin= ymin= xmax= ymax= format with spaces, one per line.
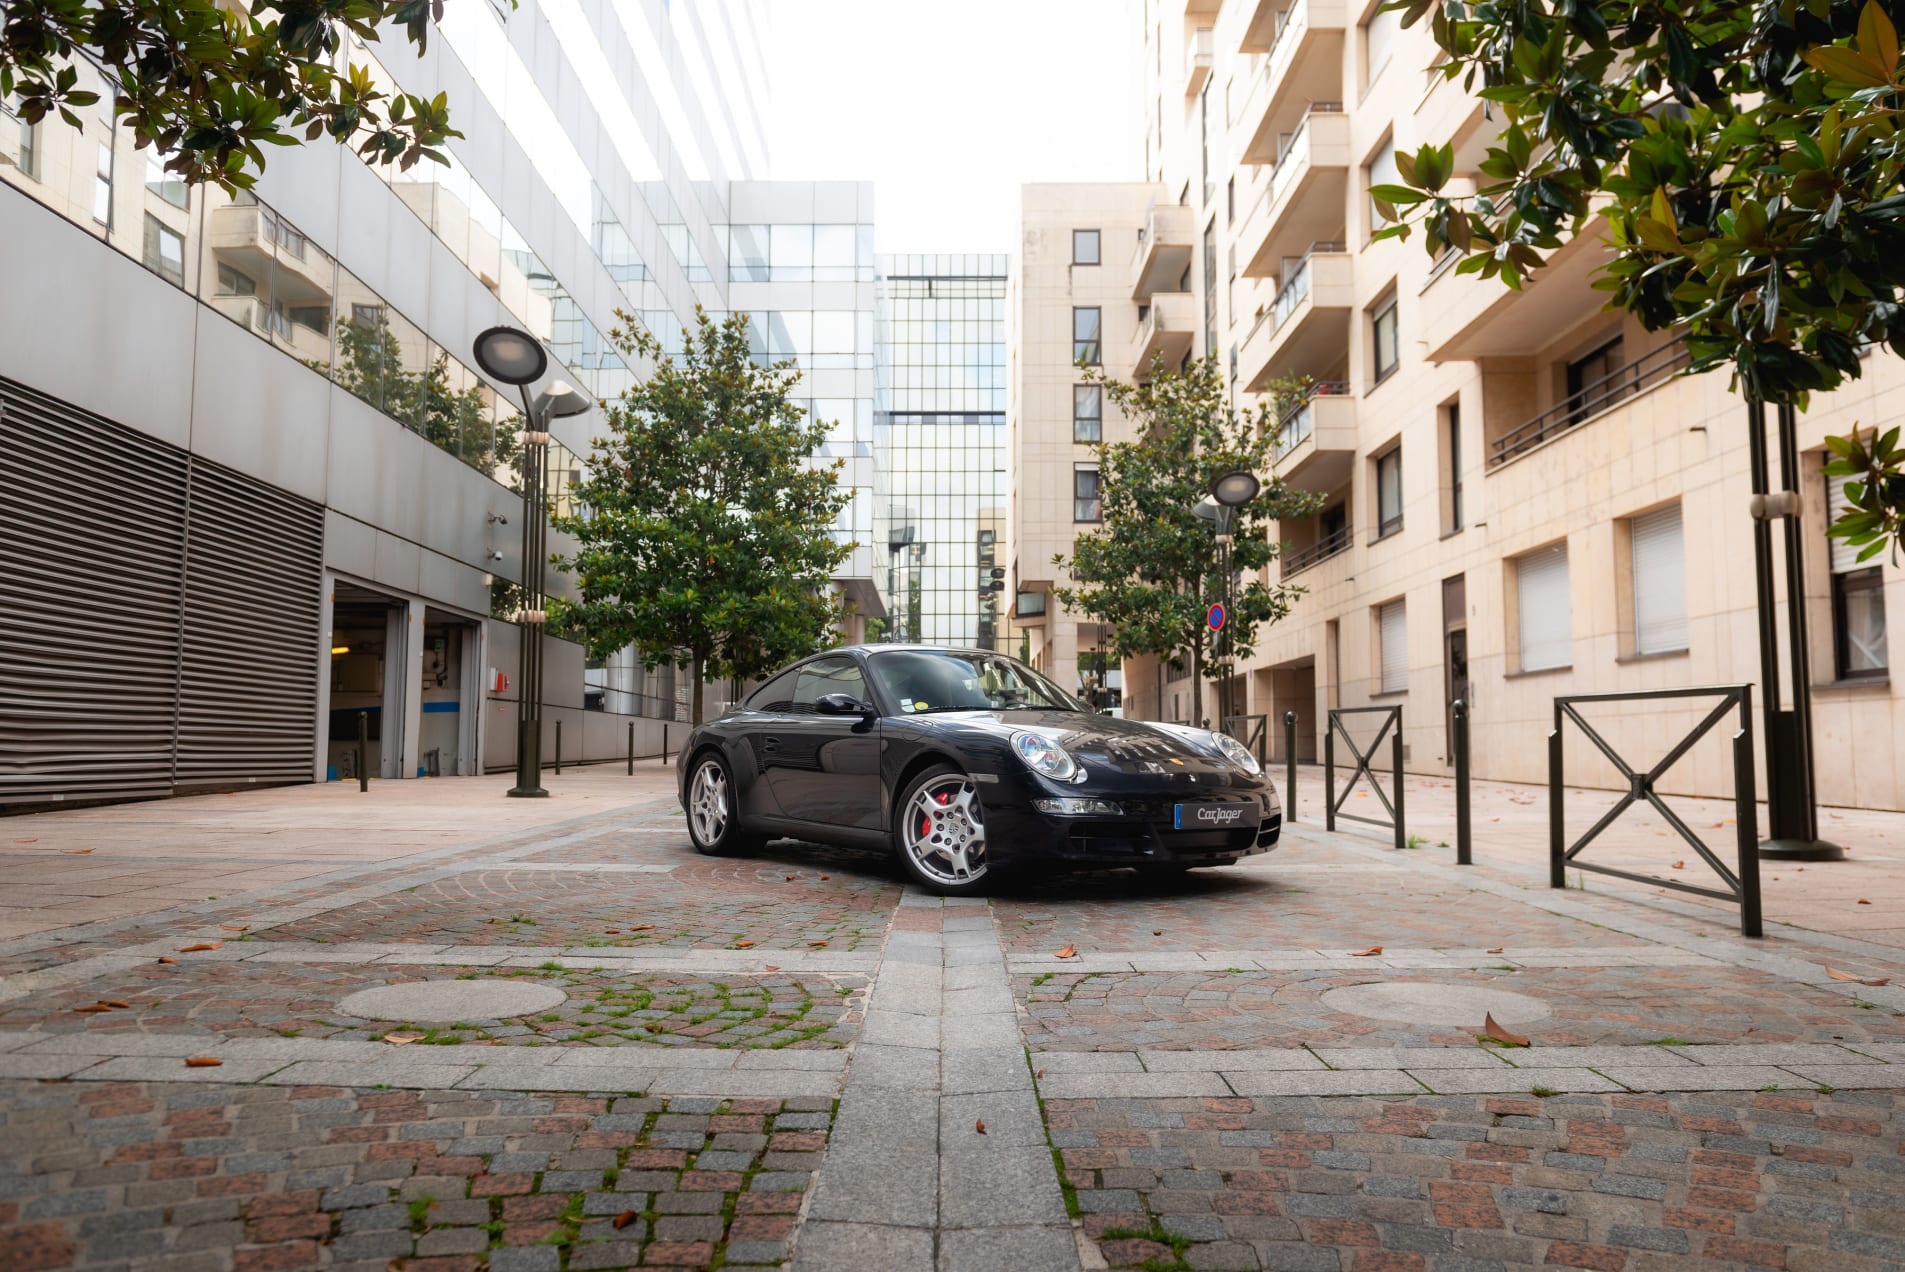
xmin=1631 ymin=505 xmax=1688 ymax=655
xmin=0 ymin=376 xmax=190 ymax=804
xmin=1378 ymin=600 xmax=1407 ymax=694
xmin=1516 ymin=544 xmax=1572 ymax=671
xmin=174 ymin=458 xmax=323 ymax=787
xmin=1826 ymin=474 xmax=1861 ymax=574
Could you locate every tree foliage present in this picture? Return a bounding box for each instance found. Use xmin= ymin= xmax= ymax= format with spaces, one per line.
xmin=549 ymin=310 xmax=855 ymax=722
xmin=1377 ymin=0 xmax=1905 ymax=556
xmin=1054 ymin=356 xmax=1324 ymax=723
xmin=331 ymin=309 xmax=502 ymax=469
xmin=0 ymin=0 xmax=483 ymax=191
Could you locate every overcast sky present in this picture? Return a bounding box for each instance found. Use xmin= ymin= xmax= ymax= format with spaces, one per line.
xmin=762 ymin=0 xmax=1144 ymax=256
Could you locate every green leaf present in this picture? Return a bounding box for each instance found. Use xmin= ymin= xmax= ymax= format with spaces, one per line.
xmin=1858 ymin=0 xmax=1900 ymax=75
xmin=1368 ymin=183 xmax=1428 ymax=205
xmin=1802 ymin=46 xmax=1893 ymax=88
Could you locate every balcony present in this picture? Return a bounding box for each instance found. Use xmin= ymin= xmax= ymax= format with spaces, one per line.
xmin=1185 ymin=27 xmax=1215 ymax=96
xmin=1131 ymin=291 xmax=1197 ymax=383
xmin=1282 ymin=525 xmax=1352 ymax=577
xmin=1131 ymin=202 xmax=1195 ymax=300
xmin=1488 ymin=337 xmax=1691 ymax=469
xmin=1271 ymin=381 xmax=1356 ymax=492
xmin=1237 ymin=107 xmax=1348 ymax=280
xmin=1184 ymin=0 xmax=1223 ymax=15
xmin=1236 ymin=0 xmax=1347 ymax=163
xmin=209 ymin=202 xmax=333 ymax=306
xmin=1422 ymin=219 xmax=1611 ymax=362
xmin=1239 ymin=244 xmax=1352 ymax=392
xmin=1416 ymin=62 xmax=1498 ymax=179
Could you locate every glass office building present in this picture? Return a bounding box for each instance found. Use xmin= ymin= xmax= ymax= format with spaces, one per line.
xmin=0 ymin=2 xmax=884 ymax=804
xmin=875 ymin=255 xmax=1009 ymax=649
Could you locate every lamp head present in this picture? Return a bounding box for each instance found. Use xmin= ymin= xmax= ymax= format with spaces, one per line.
xmin=1212 ymin=469 xmax=1261 ymax=508
xmin=537 ymin=380 xmax=594 ymax=418
xmin=472 ymin=325 xmax=548 ymax=386
xmin=1192 ymin=494 xmax=1222 ymax=523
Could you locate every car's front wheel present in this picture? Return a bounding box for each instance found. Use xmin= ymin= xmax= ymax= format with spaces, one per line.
xmin=686 ymin=752 xmax=757 ymax=856
xmin=895 ymin=763 xmax=991 ymax=895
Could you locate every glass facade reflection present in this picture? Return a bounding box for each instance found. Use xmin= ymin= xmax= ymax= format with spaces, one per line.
xmin=875 ymin=255 xmax=1009 ymax=650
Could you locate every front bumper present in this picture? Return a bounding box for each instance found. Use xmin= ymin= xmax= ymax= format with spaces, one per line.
xmin=984 ymin=788 xmax=1283 ymax=868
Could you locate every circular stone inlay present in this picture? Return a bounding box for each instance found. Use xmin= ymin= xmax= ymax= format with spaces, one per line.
xmin=1319 ymin=981 xmax=1552 ymax=1028
xmin=336 ymin=980 xmax=567 ymax=1024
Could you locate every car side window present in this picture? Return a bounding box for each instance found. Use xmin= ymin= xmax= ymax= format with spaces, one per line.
xmin=791 ymin=657 xmax=868 ymax=714
xmin=747 ymin=669 xmax=801 ymax=714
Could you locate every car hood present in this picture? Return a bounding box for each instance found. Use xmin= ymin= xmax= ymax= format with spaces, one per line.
xmin=911 ymin=709 xmax=1240 ymax=776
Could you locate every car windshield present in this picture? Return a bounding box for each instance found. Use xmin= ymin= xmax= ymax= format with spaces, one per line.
xmin=867 ymin=650 xmax=1085 ymax=714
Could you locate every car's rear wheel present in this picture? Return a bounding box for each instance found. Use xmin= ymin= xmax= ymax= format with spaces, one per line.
xmin=686 ymin=752 xmax=757 ymax=856
xmin=895 ymin=763 xmax=991 ymax=895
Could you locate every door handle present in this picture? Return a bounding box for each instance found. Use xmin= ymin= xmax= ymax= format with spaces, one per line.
xmin=762 ymin=737 xmax=782 ymax=753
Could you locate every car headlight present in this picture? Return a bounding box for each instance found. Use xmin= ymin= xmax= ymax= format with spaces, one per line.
xmin=1213 ymin=732 xmax=1262 ymax=775
xmin=1012 ymin=730 xmax=1079 ymax=782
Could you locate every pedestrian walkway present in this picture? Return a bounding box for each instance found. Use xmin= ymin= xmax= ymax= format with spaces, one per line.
xmin=0 ymin=774 xmax=1900 ymax=1269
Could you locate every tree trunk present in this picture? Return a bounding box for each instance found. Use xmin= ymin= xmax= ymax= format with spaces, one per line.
xmin=691 ymin=653 xmax=705 ymax=724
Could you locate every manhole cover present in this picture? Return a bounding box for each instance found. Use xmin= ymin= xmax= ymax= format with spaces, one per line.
xmin=1319 ymin=981 xmax=1552 ymax=1028
xmin=336 ymin=980 xmax=567 ymax=1024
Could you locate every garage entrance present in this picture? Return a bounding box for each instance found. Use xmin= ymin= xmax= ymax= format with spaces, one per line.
xmin=420 ymin=608 xmax=482 ymax=776
xmin=327 ymin=583 xmax=407 ymax=781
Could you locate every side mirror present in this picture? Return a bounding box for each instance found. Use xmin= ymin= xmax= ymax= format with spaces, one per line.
xmin=814 ymin=693 xmax=871 ymax=718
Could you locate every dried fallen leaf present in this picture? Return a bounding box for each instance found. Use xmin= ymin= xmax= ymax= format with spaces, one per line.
xmin=613 ymin=1210 xmax=639 ymax=1230
xmin=631 ymin=925 xmax=654 ymax=931
xmin=220 ymin=925 xmax=249 ymax=932
xmin=1864 ymin=977 xmax=1891 ymax=987
xmin=808 ymin=940 xmax=829 ymax=948
xmin=1671 ymin=861 xmax=1685 ymax=870
xmin=734 ymin=940 xmax=755 ymax=949
xmin=1827 ymin=966 xmax=1863 ymax=981
xmin=644 ymin=1024 xmax=664 ymax=1033
xmin=1349 ymin=946 xmax=1383 ymax=957
xmin=384 ymin=1032 xmax=424 ymax=1046
xmin=605 ymin=929 xmax=620 ymax=935
xmin=786 ymin=875 xmax=796 ymax=881
xmin=184 ymin=1057 xmax=223 ymax=1068
xmin=764 ymin=965 xmax=781 ymax=972
xmin=1036 ymin=1068 xmax=1047 ymax=1079
xmin=156 ymin=957 xmax=177 ymax=965
xmin=1153 ymin=931 xmax=1163 ymax=937
xmin=820 ymin=875 xmax=830 ymax=880
xmin=63 ymin=848 xmax=94 ymax=854
xmin=1858 ymin=899 xmax=1872 ymax=905
xmin=975 ymin=1119 xmax=987 ymax=1135
xmin=1482 ymin=1013 xmax=1530 ymax=1048
xmin=1486 ymin=948 xmax=1505 ymax=955
xmin=74 ymin=1005 xmax=112 ymax=1014
xmin=15 ymin=838 xmax=37 ymax=843
xmin=178 ymin=942 xmax=222 ymax=953
xmin=99 ymin=1000 xmax=130 ymax=1009
xmin=1055 ymin=944 xmax=1077 ymax=959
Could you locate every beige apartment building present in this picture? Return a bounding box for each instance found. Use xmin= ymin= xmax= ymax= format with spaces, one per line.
xmin=1007 ymin=0 xmax=1903 ymax=810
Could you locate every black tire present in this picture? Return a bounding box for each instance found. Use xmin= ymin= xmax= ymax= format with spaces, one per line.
xmin=893 ymin=762 xmax=993 ymax=896
xmin=684 ymin=751 xmax=759 ymax=856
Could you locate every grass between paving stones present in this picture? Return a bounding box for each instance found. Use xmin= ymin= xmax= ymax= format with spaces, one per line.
xmin=1098 ymin=1221 xmax=1195 ymax=1272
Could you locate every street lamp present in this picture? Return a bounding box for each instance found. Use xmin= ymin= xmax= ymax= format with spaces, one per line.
xmin=473 ymin=325 xmax=592 ymax=799
xmin=1199 ymin=469 xmax=1261 ymax=733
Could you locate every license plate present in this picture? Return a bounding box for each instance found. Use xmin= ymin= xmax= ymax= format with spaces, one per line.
xmin=1172 ymin=801 xmax=1260 ymax=831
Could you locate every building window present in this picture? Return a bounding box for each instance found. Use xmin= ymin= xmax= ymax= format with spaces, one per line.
xmin=1015 ymin=590 xmax=1047 ymax=618
xmin=1375 ymin=447 xmax=1402 ymax=539
xmin=1199 ymin=78 xmax=1214 ymax=206
xmin=1515 ymin=543 xmax=1572 ymax=672
xmin=1073 ymin=229 xmax=1101 ymax=266
xmin=216 ymin=262 xmax=257 ymax=296
xmin=1073 ymin=306 xmax=1102 ymax=364
xmin=1372 ymin=295 xmax=1399 ymax=384
xmin=1828 ymin=473 xmax=1889 ymax=678
xmin=1363 ymin=0 xmax=1401 ymax=87
xmin=1567 ymin=335 xmax=1624 ymax=421
xmin=12 ymin=112 xmax=37 ymax=178
xmin=1226 ymin=175 xmax=1235 ymax=225
xmin=92 ymin=143 xmax=112 ymax=226
xmin=1074 ymin=465 xmax=1102 ymax=522
xmin=1202 ymin=218 xmax=1217 ymax=358
xmin=1630 ymin=504 xmax=1688 ymax=656
xmin=144 ymin=149 xmax=187 ymax=209
xmin=142 ymin=213 xmax=184 ymax=287
xmin=1366 ymin=135 xmax=1400 ymax=232
xmin=1073 ymin=385 xmax=1102 ymax=443
xmin=1378 ymin=600 xmax=1407 ymax=694
xmin=1444 ymin=402 xmax=1463 ymax=533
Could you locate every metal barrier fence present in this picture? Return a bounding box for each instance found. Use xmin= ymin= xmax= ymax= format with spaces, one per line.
xmin=1548 ymin=685 xmax=1762 ymax=938
xmin=1325 ymin=705 xmax=1405 ymax=853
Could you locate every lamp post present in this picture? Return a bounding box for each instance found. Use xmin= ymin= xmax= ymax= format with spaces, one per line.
xmin=472 ymin=325 xmax=592 ymax=799
xmin=1197 ymin=469 xmax=1262 ymax=733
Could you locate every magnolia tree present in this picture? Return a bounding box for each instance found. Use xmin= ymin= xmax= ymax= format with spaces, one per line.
xmin=1376 ymin=0 xmax=1905 ymax=562
xmin=549 ymin=311 xmax=854 ymax=723
xmin=1 ymin=0 xmax=476 ymax=190
xmin=1054 ymin=356 xmax=1324 ymax=724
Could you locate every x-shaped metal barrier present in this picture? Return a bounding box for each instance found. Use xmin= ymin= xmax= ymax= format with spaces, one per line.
xmin=1549 ymin=685 xmax=1762 ymax=937
xmin=1324 ymin=705 xmax=1405 ymax=853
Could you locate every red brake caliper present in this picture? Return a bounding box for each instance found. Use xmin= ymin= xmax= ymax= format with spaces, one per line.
xmin=922 ymin=788 xmax=951 ymax=839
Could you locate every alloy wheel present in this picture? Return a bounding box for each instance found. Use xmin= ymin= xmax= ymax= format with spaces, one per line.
xmin=903 ymin=774 xmax=987 ymax=885
xmin=689 ymin=759 xmax=728 ymax=847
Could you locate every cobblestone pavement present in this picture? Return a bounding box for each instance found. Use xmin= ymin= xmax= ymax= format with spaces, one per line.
xmin=0 ymin=1081 xmax=831 ymax=1271
xmin=1 ymin=777 xmax=1904 ymax=1269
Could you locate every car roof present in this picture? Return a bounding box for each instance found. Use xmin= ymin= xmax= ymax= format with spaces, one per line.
xmin=834 ymin=645 xmax=1013 ymax=657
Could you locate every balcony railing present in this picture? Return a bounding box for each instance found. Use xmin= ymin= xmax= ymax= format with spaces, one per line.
xmin=1488 ymin=337 xmax=1692 ymax=468
xmin=1283 ymin=525 xmax=1352 ymax=576
xmin=1185 ymin=27 xmax=1214 ymax=95
xmin=1258 ymin=103 xmax=1342 ymax=217
xmin=1267 ymin=240 xmax=1344 ymax=333
xmin=1273 ymin=380 xmax=1348 ymax=460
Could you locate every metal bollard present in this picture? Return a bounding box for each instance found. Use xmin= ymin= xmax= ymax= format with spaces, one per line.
xmin=554 ymin=720 xmax=562 ymax=775
xmin=356 ymin=712 xmax=369 ymax=793
xmin=1391 ymin=711 xmax=1406 ymax=854
xmin=1453 ymin=699 xmax=1471 ymax=865
xmin=661 ymin=724 xmax=669 ymax=764
xmin=627 ymin=721 xmax=635 ymax=776
xmin=1323 ymin=720 xmax=1335 ymax=833
xmin=1732 ymin=690 xmax=1763 ymax=938
xmin=1548 ymin=716 xmax=1566 ymax=889
xmin=1283 ymin=711 xmax=1297 ymax=824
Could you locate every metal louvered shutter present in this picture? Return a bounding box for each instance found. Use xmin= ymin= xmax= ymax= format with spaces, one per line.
xmin=1378 ymin=600 xmax=1408 ymax=694
xmin=1631 ymin=505 xmax=1688 ymax=655
xmin=1516 ymin=544 xmax=1572 ymax=671
xmin=174 ymin=458 xmax=323 ymax=787
xmin=0 ymin=376 xmax=189 ymax=805
xmin=1826 ymin=474 xmax=1862 ymax=574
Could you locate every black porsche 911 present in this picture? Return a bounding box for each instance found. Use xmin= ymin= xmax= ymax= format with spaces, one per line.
xmin=675 ymin=645 xmax=1280 ymax=894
